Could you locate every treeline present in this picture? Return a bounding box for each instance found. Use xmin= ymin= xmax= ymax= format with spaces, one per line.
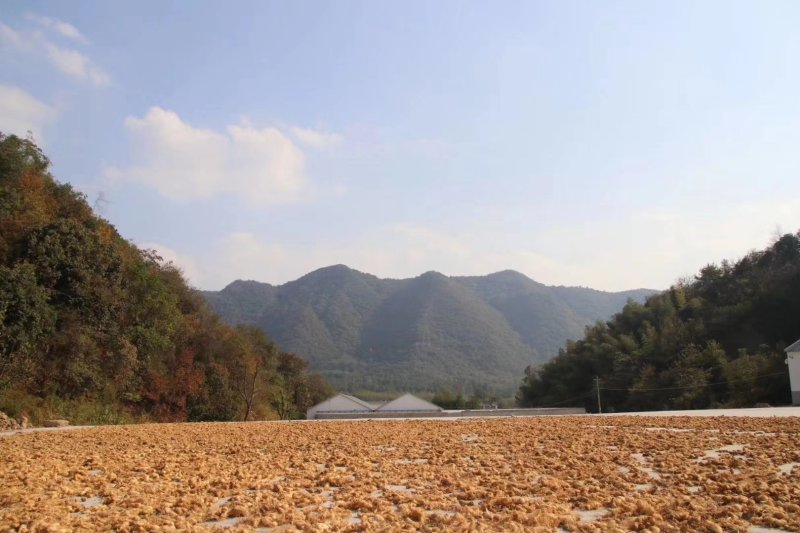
xmin=518 ymin=231 xmax=800 ymax=412
xmin=0 ymin=133 xmax=332 ymax=424
xmin=431 ymin=385 xmax=511 ymax=410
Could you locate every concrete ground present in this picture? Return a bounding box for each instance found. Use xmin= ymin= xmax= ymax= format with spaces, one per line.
xmin=0 ymin=425 xmax=93 ymax=438
xmin=311 ymin=406 xmax=800 ymax=422
xmin=2 ymin=406 xmax=798 ymax=437
xmin=600 ymin=406 xmax=800 ymax=418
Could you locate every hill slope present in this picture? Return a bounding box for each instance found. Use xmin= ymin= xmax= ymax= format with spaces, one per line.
xmin=0 ymin=133 xmax=330 ymax=424
xmin=518 ymin=232 xmax=800 ymax=411
xmin=202 ymin=266 xmax=656 ymax=394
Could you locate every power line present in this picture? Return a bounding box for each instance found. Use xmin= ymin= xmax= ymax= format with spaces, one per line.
xmin=528 ymin=392 xmax=592 ymax=409
xmin=598 ymin=362 xmax=738 ymax=391
xmin=599 ymin=371 xmax=786 ymax=392
xmin=520 ymin=371 xmax=787 ymax=409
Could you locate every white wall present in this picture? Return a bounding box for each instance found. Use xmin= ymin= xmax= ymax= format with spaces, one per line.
xmin=306 ymin=395 xmax=372 ymax=419
xmin=788 ymin=351 xmax=800 ymax=406
xmin=378 ymin=394 xmax=441 ymax=412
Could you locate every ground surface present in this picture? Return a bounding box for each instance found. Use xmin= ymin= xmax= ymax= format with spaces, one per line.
xmin=599 ymin=406 xmax=800 ymax=418
xmin=1 ymin=415 xmax=799 ymax=532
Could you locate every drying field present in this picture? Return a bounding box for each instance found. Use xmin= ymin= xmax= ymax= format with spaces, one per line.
xmin=2 ymin=416 xmax=800 ymax=532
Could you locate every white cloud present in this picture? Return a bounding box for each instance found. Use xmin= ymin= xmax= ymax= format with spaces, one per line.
xmin=183 ymin=226 xmax=534 ymax=290
xmin=107 ymin=107 xmax=312 ymax=205
xmin=0 ymin=19 xmax=108 ymax=86
xmin=0 ymin=85 xmax=56 ymax=142
xmin=43 ymin=42 xmax=109 ymax=86
xmin=291 ymin=126 xmax=343 ymax=150
xmin=209 ymin=232 xmax=292 ymax=284
xmin=390 ymin=223 xmax=470 ymax=260
xmin=175 ymin=195 xmax=800 ymax=291
xmin=0 ymin=22 xmax=27 ymax=49
xmin=26 ymin=14 xmax=87 ymax=43
xmin=526 ymin=199 xmax=800 ymax=290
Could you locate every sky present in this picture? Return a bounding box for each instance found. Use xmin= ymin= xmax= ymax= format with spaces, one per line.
xmin=2 ymin=1 xmax=799 ymax=292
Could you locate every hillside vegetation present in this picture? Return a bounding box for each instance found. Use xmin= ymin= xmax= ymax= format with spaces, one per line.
xmin=0 ymin=133 xmax=331 ymax=424
xmin=202 ymin=267 xmax=654 ymax=395
xmin=518 ymin=232 xmax=800 ymax=411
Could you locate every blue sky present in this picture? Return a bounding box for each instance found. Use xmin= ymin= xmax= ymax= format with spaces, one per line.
xmin=2 ymin=1 xmax=799 ymax=291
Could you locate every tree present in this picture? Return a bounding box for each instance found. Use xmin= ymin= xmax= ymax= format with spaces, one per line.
xmin=268 ymin=352 xmax=335 ymax=419
xmin=142 ymin=348 xmax=205 ymax=421
xmin=0 ymin=132 xmax=332 ymax=424
xmin=0 ymin=263 xmax=53 ymax=385
xmin=230 ymin=325 xmax=277 ymax=421
xmin=518 ymin=231 xmax=800 ymax=411
xmin=269 ymin=374 xmax=296 ymax=420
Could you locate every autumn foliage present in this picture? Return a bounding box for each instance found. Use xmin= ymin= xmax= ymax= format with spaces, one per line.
xmin=0 ymin=133 xmax=332 ymax=423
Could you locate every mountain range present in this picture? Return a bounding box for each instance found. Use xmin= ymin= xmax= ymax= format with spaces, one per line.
xmin=200 ymin=265 xmax=656 ymax=395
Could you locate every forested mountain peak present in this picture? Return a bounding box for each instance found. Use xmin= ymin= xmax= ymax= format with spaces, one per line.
xmin=456 ymin=270 xmax=547 ymax=298
xmin=477 ymin=269 xmax=540 ymax=283
xmin=414 ymin=270 xmax=451 ymax=285
xmin=298 ymin=264 xmax=362 ymax=279
xmin=221 ymin=279 xmax=276 ymax=295
xmin=287 ymin=264 xmax=385 ymax=292
xmin=204 ymin=265 xmax=657 ymax=394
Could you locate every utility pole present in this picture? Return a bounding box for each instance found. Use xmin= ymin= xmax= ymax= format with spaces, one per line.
xmin=595 ymin=376 xmax=602 ymax=414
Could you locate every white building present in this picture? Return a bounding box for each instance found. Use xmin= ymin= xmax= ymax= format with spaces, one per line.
xmin=306 ymin=394 xmax=374 ymax=420
xmin=306 ymin=393 xmax=441 ymax=419
xmin=377 ymin=393 xmax=442 ymax=413
xmin=786 ymin=339 xmax=800 ymax=406
xmin=306 ymin=393 xmax=585 ymax=419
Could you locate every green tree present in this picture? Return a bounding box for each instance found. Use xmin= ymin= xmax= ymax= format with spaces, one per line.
xmin=0 ymin=263 xmax=53 ymax=385
xmin=0 ymin=132 xmax=333 ymax=424
xmin=518 ymin=232 xmax=799 ymax=411
xmin=230 ymin=325 xmax=277 ymax=421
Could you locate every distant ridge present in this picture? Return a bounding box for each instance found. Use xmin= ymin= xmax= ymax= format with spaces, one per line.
xmin=200 ymin=266 xmax=657 ymax=394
